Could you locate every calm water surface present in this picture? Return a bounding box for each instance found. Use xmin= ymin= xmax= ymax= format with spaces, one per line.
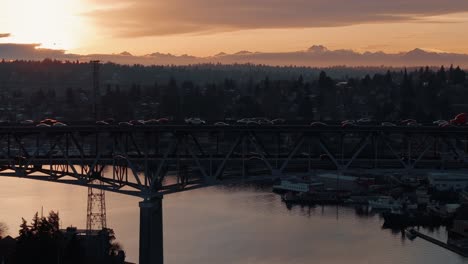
xmin=0 ymin=177 xmax=467 ymax=264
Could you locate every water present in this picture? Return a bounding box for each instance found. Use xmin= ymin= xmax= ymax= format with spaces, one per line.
xmin=0 ymin=178 xmax=467 ymax=264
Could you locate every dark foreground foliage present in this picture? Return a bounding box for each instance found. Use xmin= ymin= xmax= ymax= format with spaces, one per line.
xmin=0 ymin=211 xmax=124 ymax=264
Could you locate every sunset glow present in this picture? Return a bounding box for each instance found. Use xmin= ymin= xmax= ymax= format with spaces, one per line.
xmin=1 ymin=0 xmax=468 ymax=56
xmin=2 ymin=2 xmax=468 ymax=264
xmin=1 ymin=0 xmax=87 ymax=50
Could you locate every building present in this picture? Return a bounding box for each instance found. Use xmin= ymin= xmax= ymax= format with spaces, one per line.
xmin=61 ymin=227 xmax=126 ymax=264
xmin=428 ymin=172 xmax=468 ymax=191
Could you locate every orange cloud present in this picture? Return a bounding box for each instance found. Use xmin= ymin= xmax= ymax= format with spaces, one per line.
xmin=0 ymin=43 xmax=71 ymax=60
xmin=86 ymin=0 xmax=468 ymax=37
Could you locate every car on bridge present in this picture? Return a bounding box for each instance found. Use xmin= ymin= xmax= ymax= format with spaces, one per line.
xmin=104 ymin=118 xmax=115 ymax=124
xmin=406 ymin=122 xmax=422 ymax=127
xmin=53 ymin=122 xmax=67 ymax=127
xmin=271 ymin=118 xmax=286 ymax=125
xmin=40 ymin=118 xmax=57 ymax=125
xmin=357 ymin=118 xmax=372 ymax=124
xmin=144 ymin=119 xmax=159 ymax=125
xmin=96 ymin=120 xmax=109 ymax=125
xmin=258 ymin=120 xmax=273 ymax=125
xmin=440 ymin=122 xmax=454 ymax=128
xmin=341 ymin=122 xmax=356 ymax=128
xmin=20 ymin=120 xmax=34 ymax=125
xmin=156 ymin=118 xmax=169 ymax=124
xmin=185 ymin=118 xmax=206 ymax=125
xmin=341 ymin=120 xmax=355 ymax=124
xmin=381 ymin=122 xmax=396 ymax=127
xmin=401 ymin=119 xmax=417 ymax=124
xmin=246 ymin=120 xmax=260 ymax=125
xmin=118 ymin=122 xmax=133 ymax=126
xmin=433 ymin=120 xmax=448 ymax=126
xmin=251 ymin=117 xmax=272 ymax=125
xmin=450 ymin=113 xmax=468 ymax=125
xmin=236 ymin=118 xmax=260 ymax=125
xmin=310 ymin=122 xmax=327 ymax=126
xmin=214 ymin=122 xmax=229 ymax=126
xmin=341 ymin=120 xmax=356 ymax=128
xmin=236 ymin=118 xmax=249 ymax=124
xmin=130 ymin=120 xmax=145 ymax=125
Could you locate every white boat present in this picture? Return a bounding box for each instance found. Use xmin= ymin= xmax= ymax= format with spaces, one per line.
xmin=368 ymin=196 xmax=402 ymax=210
xmin=272 ymin=179 xmax=324 ymax=193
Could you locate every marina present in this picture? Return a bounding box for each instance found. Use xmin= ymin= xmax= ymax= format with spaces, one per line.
xmin=271 ymin=169 xmax=468 ymax=260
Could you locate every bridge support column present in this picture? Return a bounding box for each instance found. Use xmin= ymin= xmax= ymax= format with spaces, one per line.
xmin=139 ymin=195 xmax=164 ymax=264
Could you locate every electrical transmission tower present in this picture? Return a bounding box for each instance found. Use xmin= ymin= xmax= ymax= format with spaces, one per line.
xmin=86 ymin=60 xmax=107 ymax=231
xmin=86 ymin=181 xmax=107 ymax=231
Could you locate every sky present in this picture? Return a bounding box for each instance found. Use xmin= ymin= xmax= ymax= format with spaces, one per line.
xmin=1 ymin=0 xmax=468 ymax=57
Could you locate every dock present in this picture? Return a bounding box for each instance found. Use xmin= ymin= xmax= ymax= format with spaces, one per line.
xmin=410 ymin=229 xmax=468 ymax=257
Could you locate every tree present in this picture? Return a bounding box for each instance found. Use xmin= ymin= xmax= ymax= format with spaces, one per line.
xmin=318 ymin=71 xmax=333 ymax=90
xmin=400 ymin=69 xmax=415 ymax=117
xmin=235 ymin=96 xmax=263 ymax=117
xmin=66 ymin=87 xmax=76 ymax=105
xmin=453 ymin=66 xmax=466 ymax=85
xmin=13 ymin=211 xmax=125 ymax=264
xmin=161 ymin=77 xmax=181 ymax=120
xmin=0 ymin=222 xmax=7 ymax=239
xmin=16 ymin=211 xmax=62 ymax=264
xmin=298 ymin=96 xmax=314 ymax=119
xmin=437 ymin=66 xmax=447 ymax=82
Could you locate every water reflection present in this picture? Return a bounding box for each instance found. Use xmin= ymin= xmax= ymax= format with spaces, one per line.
xmin=0 ymin=179 xmax=467 ymax=263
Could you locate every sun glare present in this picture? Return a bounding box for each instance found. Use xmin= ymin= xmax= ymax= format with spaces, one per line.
xmin=2 ymin=0 xmax=87 ymax=50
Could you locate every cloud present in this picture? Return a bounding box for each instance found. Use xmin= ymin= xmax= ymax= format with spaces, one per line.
xmin=2 ymin=42 xmax=468 ymax=68
xmin=0 ymin=33 xmax=10 ymax=38
xmin=0 ymin=43 xmax=76 ymax=60
xmin=86 ymin=0 xmax=468 ymax=37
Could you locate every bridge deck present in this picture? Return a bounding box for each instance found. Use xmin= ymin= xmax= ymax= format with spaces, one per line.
xmin=0 ymin=124 xmax=467 ymax=197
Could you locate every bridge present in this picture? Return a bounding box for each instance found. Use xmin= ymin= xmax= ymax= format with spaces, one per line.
xmin=1 ymin=124 xmax=468 ymax=263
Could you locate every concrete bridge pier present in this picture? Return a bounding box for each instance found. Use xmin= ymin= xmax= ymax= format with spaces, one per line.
xmin=139 ymin=195 xmax=164 ymax=264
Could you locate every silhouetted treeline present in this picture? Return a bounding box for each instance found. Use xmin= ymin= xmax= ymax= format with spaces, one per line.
xmin=0 ymin=212 xmax=124 ymax=264
xmin=0 ymin=59 xmax=466 ymax=122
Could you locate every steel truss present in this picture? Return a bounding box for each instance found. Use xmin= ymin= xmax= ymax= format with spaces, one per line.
xmin=0 ymin=125 xmax=467 ymax=197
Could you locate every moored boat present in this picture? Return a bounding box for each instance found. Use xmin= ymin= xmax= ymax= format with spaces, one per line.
xmin=368 ymin=196 xmax=402 ymax=210
xmin=273 ymin=178 xmax=324 ymax=194
xmin=280 ymin=188 xmax=351 ymax=204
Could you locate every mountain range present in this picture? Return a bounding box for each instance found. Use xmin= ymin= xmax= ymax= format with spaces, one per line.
xmin=1 ymin=43 xmax=467 ymax=68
